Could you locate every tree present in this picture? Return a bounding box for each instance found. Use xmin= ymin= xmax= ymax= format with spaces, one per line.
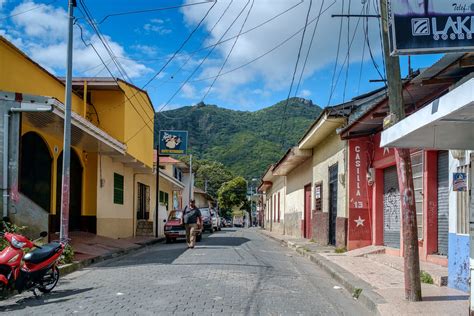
xmin=194 ymin=160 xmax=234 ymax=198
xmin=217 ymin=176 xmax=247 ymax=218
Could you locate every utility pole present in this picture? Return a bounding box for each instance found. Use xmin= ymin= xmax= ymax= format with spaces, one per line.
xmin=155 ymin=145 xmax=160 ymax=238
xmin=60 ymin=0 xmax=76 ymax=242
xmin=188 ymin=154 xmax=193 ymax=203
xmin=380 ymin=0 xmax=421 ymax=301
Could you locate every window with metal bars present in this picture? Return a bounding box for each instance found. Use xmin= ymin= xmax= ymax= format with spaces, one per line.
xmin=411 ymin=151 xmax=424 ymax=239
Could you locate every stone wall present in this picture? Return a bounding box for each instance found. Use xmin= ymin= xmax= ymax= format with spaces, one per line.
xmin=285 ymin=212 xmax=302 ymax=238
xmin=10 ymin=193 xmax=49 ymax=239
xmin=313 ymin=210 xmax=328 ymax=245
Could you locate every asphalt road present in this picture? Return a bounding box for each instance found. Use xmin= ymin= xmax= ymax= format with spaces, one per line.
xmin=0 ymin=228 xmax=369 ymax=315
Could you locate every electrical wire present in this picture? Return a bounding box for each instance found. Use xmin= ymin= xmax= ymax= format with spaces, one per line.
xmin=276 ymin=0 xmax=313 ymax=148
xmin=126 ymin=0 xmax=251 ymax=143
xmin=77 ymin=1 xmax=155 ymax=131
xmin=0 ymin=0 xmax=59 ymax=21
xmin=95 ymin=1 xmax=216 ymax=25
xmin=155 ymin=0 xmax=235 ymax=90
xmin=342 ymin=0 xmax=351 ymax=103
xmin=201 ymin=0 xmax=255 ymax=101
xmin=294 ymin=0 xmax=325 ymax=97
xmin=327 ymin=0 xmax=345 ymax=106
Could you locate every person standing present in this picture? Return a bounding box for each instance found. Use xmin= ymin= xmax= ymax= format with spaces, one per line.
xmin=183 ymin=200 xmax=202 ymax=249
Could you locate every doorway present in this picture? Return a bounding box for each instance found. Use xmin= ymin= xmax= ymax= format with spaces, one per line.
xmin=20 ymin=132 xmax=52 ymax=212
xmin=137 ymin=182 xmax=150 ymax=220
xmin=56 ymin=150 xmax=83 ymax=232
xmin=304 ymin=184 xmax=312 ymax=239
xmin=328 ymin=164 xmax=338 ymax=245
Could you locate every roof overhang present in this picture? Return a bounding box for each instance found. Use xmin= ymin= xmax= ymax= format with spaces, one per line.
xmin=160 ymin=170 xmax=185 ymax=190
xmin=381 ymin=78 xmax=474 ymax=150
xmin=258 ymin=181 xmax=273 ymax=193
xmin=299 ymin=112 xmax=345 ymax=149
xmin=22 ymin=98 xmax=125 ymax=155
xmin=273 ymin=146 xmax=312 ymax=176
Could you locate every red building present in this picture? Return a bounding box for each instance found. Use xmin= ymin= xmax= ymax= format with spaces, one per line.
xmin=340 ymin=56 xmax=472 ymax=265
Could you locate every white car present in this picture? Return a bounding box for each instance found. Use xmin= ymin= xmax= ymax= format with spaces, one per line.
xmin=210 ymin=209 xmax=221 ymax=231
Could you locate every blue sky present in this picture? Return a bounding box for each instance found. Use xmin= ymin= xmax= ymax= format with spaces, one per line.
xmin=0 ymin=0 xmax=443 ymax=112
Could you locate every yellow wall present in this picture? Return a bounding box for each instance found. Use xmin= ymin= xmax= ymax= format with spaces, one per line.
xmin=311 ymin=131 xmax=347 ymax=217
xmin=0 ymin=38 xmax=83 ymax=114
xmin=89 ymin=90 xmax=125 ymax=142
xmin=119 ymin=81 xmax=154 ymax=168
xmin=21 ymin=123 xmax=96 ymax=217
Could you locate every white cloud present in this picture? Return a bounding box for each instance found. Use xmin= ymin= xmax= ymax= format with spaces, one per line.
xmin=143 ymin=18 xmax=172 ymax=35
xmin=300 ymin=89 xmax=311 ymax=98
xmin=3 ymin=1 xmax=152 ymax=79
xmin=181 ymin=0 xmax=382 ymax=103
xmin=181 ymin=83 xmax=197 ymax=99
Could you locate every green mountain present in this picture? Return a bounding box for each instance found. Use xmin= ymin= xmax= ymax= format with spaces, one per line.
xmin=155 ymin=97 xmax=322 ymax=179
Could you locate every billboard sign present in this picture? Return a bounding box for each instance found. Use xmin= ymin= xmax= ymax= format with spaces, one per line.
xmin=158 ymin=130 xmax=188 ymax=155
xmin=453 ymin=172 xmax=467 ymax=191
xmin=387 ymin=0 xmax=474 ymax=55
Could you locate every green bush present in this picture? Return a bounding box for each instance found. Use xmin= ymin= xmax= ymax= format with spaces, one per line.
xmin=420 ymin=271 xmax=433 ymax=284
xmin=60 ymin=244 xmax=75 ymax=265
xmin=335 ymin=247 xmax=347 ymax=254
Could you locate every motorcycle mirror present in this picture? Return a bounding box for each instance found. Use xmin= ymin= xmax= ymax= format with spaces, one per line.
xmin=39 ymin=231 xmax=48 ymax=238
xmin=163 ymin=219 xmax=167 ymax=223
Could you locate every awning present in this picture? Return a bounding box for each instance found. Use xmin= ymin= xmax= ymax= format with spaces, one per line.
xmin=160 ymin=170 xmax=185 ymax=190
xmin=381 ymin=78 xmax=474 ymax=150
xmin=22 ymin=98 xmax=125 ymax=154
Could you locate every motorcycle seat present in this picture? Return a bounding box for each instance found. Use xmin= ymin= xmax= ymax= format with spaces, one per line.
xmin=23 ymin=242 xmax=62 ymax=264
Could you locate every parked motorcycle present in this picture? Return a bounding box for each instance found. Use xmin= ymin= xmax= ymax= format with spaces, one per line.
xmin=0 ymin=220 xmax=65 ymax=297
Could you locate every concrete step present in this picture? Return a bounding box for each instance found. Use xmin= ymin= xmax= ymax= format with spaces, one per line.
xmin=136 ymin=220 xmax=154 ymax=237
xmin=345 ymin=245 xmax=386 ymax=257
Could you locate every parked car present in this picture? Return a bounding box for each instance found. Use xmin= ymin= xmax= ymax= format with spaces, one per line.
xmin=210 ymin=209 xmax=221 ymax=231
xmin=200 ymin=208 xmax=214 ymax=233
xmin=164 ymin=209 xmax=202 ymax=243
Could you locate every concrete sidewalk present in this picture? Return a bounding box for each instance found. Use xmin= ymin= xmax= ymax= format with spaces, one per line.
xmin=259 ymin=229 xmax=469 ymax=316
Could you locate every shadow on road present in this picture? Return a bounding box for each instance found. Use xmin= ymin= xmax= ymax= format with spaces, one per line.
xmin=0 ymin=287 xmax=94 ymax=312
xmin=100 ymin=230 xmax=251 ymax=268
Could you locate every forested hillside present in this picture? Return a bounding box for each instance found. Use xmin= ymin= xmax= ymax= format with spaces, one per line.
xmin=155 ymin=98 xmax=322 ymax=179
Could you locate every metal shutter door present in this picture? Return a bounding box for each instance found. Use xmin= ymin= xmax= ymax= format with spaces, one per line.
xmin=437 ymin=151 xmax=449 ymax=256
xmin=384 ymin=166 xmax=401 ymax=248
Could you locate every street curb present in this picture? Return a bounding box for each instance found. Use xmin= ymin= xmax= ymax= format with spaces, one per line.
xmin=259 ymin=230 xmax=386 ymax=315
xmin=58 ymin=237 xmax=164 ymax=277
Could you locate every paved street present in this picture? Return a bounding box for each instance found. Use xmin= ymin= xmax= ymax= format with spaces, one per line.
xmin=0 ymin=228 xmax=368 ymax=315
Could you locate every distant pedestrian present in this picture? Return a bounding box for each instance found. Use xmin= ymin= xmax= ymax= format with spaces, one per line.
xmin=183 ymin=200 xmax=202 ymax=249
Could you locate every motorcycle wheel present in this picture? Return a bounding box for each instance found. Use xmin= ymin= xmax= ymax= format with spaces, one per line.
xmin=38 ymin=266 xmax=59 ymax=293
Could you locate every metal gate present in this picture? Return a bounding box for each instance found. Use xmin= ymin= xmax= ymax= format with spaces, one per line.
xmin=437 ymin=151 xmax=449 ymax=256
xmin=328 ymin=164 xmax=338 ymax=246
xmin=384 ymin=166 xmax=400 ymax=248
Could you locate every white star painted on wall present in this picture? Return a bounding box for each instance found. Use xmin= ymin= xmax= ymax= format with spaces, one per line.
xmin=354 ymin=216 xmax=365 ymax=227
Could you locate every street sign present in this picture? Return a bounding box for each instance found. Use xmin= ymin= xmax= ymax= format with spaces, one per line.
xmin=387 ymin=0 xmax=474 ymax=55
xmin=158 ymin=130 xmax=188 ymax=155
xmin=453 ymin=172 xmax=467 ymax=191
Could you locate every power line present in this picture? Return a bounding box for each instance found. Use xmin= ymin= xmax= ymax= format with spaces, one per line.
xmin=95 ymin=1 xmax=216 ymax=25
xmin=294 ymin=0 xmax=325 ymax=97
xmin=342 ymin=0 xmax=351 ymax=103
xmin=0 ymin=0 xmax=59 ymax=21
xmin=327 ymin=0 xmax=345 ymax=106
xmin=277 ymin=0 xmax=313 ymax=148
xmin=201 ymin=0 xmax=255 ymax=101
xmin=155 ymin=0 xmax=235 ymax=90
xmin=77 ymin=1 xmax=155 ymax=132
xmin=157 ymin=0 xmax=253 ymax=113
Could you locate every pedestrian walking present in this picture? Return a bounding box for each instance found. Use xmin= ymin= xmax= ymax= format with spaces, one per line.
xmin=183 ymin=200 xmax=202 ymax=249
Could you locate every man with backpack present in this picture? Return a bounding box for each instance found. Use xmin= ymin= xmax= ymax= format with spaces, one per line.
xmin=183 ymin=200 xmax=202 ymax=249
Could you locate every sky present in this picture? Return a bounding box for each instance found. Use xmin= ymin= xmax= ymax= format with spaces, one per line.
xmin=0 ymin=0 xmax=443 ymax=112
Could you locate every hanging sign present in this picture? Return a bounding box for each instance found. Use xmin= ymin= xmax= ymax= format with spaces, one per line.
xmin=387 ymin=0 xmax=474 ymax=55
xmin=158 ymin=130 xmax=188 ymax=155
xmin=453 ymin=172 xmax=467 ymax=191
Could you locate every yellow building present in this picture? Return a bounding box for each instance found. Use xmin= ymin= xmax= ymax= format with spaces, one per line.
xmin=0 ymin=36 xmax=155 ymax=239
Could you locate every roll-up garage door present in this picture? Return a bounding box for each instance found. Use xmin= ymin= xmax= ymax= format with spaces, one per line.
xmin=437 ymin=151 xmax=449 ymax=256
xmin=384 ymin=166 xmax=401 ymax=248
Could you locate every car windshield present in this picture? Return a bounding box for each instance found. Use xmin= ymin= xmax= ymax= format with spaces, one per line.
xmin=168 ymin=210 xmax=182 ymax=220
xmin=200 ymin=208 xmax=210 ymax=217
